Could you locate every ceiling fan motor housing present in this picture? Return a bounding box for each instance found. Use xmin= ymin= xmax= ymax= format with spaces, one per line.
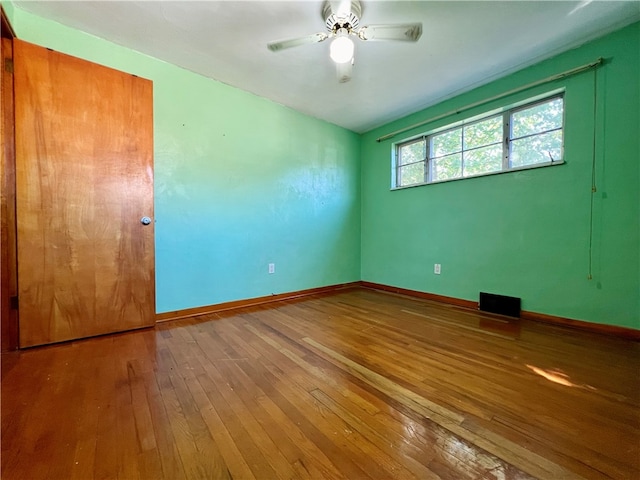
xmin=322 ymin=0 xmax=362 ymax=33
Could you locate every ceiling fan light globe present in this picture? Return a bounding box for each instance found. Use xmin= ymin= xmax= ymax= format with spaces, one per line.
xmin=330 ymin=36 xmax=354 ymax=64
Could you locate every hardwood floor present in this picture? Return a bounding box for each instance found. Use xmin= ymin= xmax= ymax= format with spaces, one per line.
xmin=2 ymin=288 xmax=639 ymax=479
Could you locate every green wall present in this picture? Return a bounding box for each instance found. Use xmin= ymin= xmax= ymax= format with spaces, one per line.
xmin=8 ymin=4 xmax=639 ymax=329
xmin=9 ymin=7 xmax=362 ymax=314
xmin=361 ymin=22 xmax=639 ymax=329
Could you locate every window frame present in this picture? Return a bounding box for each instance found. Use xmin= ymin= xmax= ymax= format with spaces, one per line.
xmin=395 ymin=136 xmax=427 ymax=187
xmin=392 ymin=92 xmax=565 ymax=189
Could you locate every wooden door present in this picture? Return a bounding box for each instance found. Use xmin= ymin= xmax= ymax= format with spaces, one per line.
xmin=14 ymin=40 xmax=155 ymax=347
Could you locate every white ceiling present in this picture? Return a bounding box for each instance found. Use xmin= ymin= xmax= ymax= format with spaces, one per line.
xmin=13 ymin=1 xmax=640 ymax=133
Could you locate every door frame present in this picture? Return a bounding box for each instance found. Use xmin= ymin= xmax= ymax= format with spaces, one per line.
xmin=1 ymin=5 xmax=18 ymax=351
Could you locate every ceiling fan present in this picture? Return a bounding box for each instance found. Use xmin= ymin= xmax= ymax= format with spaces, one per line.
xmin=267 ymin=0 xmax=422 ymax=83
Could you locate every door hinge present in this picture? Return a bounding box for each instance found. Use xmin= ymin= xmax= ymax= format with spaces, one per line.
xmin=10 ymin=295 xmax=18 ymax=310
xmin=4 ymin=58 xmax=13 ymax=74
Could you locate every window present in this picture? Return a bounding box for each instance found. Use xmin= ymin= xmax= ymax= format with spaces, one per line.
xmin=394 ymin=94 xmax=564 ymax=188
xmin=510 ymin=97 xmax=564 ymax=168
xmin=397 ymin=138 xmax=426 ymax=186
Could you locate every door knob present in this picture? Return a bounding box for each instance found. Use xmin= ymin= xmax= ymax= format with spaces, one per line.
xmin=140 ymin=216 xmax=152 ymax=225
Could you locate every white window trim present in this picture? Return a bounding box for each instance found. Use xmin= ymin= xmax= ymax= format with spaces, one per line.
xmin=392 ymin=92 xmax=565 ymax=190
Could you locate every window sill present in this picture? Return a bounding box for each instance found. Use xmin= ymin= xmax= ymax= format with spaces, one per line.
xmin=391 ymin=160 xmax=566 ymax=191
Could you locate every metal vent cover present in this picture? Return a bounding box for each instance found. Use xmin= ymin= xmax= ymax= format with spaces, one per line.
xmin=479 ymin=292 xmax=521 ymax=318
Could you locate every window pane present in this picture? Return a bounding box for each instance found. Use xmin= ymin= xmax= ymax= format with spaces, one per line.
xmin=464 ymin=116 xmax=502 ymax=149
xmin=431 ymin=129 xmax=461 ymax=157
xmin=510 ymin=130 xmax=563 ymax=168
xmin=432 ymin=153 xmax=462 ymax=181
xmin=398 ymin=139 xmax=425 ymax=166
xmin=463 ymin=145 xmax=502 ymax=176
xmin=511 ymin=97 xmax=563 ymax=138
xmin=398 ymin=162 xmax=425 ymax=186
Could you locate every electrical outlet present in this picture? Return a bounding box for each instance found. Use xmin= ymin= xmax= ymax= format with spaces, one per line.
xmin=434 ymin=263 xmax=441 ymax=275
xmin=268 ymin=263 xmax=275 ymax=274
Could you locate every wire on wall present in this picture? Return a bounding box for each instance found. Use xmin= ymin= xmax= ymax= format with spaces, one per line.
xmin=587 ymin=66 xmax=600 ymax=280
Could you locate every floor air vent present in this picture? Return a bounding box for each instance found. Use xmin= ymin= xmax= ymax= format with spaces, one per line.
xmin=479 ymin=292 xmax=521 ymax=318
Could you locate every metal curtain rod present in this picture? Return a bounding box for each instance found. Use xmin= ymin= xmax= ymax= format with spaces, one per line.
xmin=376 ymin=57 xmax=604 ymax=143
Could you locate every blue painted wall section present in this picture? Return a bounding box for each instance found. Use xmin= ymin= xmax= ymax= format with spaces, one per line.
xmin=12 ymin=8 xmax=361 ymax=313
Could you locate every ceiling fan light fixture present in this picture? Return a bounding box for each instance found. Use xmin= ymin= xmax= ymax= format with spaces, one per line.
xmin=329 ymin=29 xmax=354 ymax=64
xmin=267 ymin=1 xmax=422 ymax=82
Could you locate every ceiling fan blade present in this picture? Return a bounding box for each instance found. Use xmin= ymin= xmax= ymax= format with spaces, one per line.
xmin=358 ymin=23 xmax=423 ymax=42
xmin=267 ymin=32 xmax=329 ymax=52
xmin=336 ymin=58 xmax=353 ymax=83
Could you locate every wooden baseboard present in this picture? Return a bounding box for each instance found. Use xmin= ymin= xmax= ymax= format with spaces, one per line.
xmin=156 ymin=279 xmax=640 ymax=340
xmin=156 ymin=282 xmax=361 ymax=323
xmin=360 ymin=281 xmax=640 ymax=341
xmin=359 ymin=281 xmax=477 ymax=309
xmin=519 ymin=310 xmax=640 ymax=340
